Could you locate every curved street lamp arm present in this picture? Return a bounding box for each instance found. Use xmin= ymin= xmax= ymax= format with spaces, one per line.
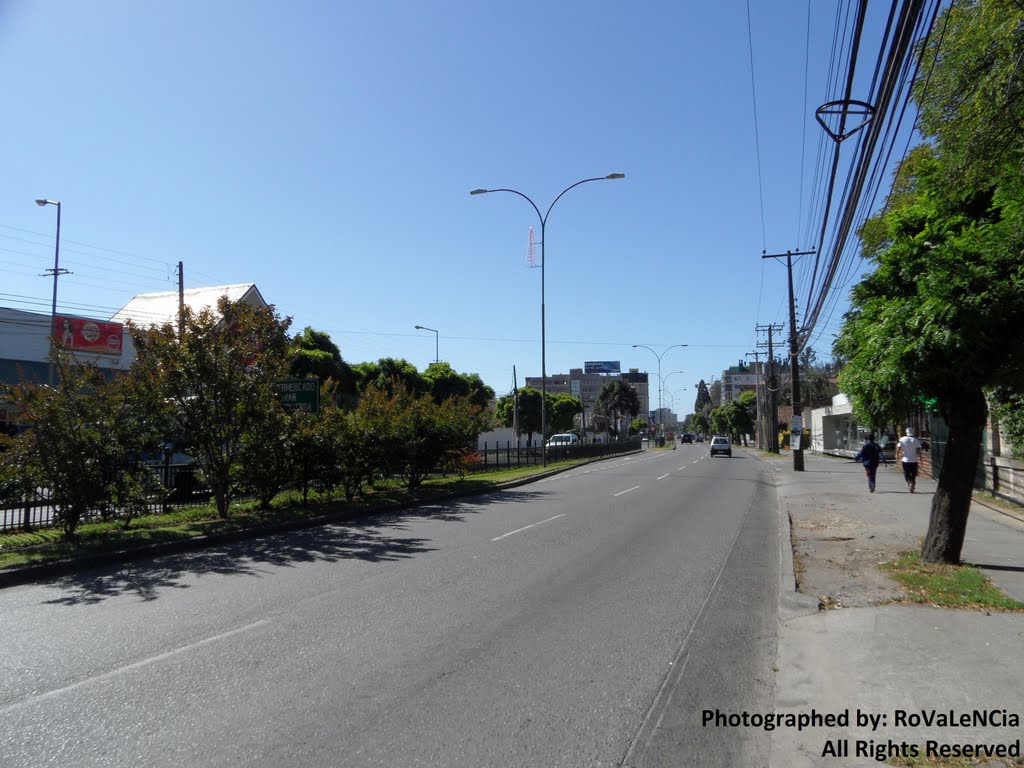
xmin=475 ymin=188 xmax=543 ymax=227
xmin=662 ymin=343 xmax=688 ymax=360
xmin=544 ymin=176 xmax=611 ymax=224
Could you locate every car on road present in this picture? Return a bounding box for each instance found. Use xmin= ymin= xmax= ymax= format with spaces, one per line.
xmin=680 ymin=433 xmax=694 ymax=444
xmin=709 ymin=436 xmax=732 ymax=458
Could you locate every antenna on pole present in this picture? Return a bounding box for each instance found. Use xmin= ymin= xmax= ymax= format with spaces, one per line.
xmin=527 ymin=226 xmax=537 ymax=268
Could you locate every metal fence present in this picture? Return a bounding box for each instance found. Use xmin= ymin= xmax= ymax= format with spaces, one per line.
xmin=0 ymin=463 xmax=211 ymax=533
xmin=2 ymin=439 xmax=643 ymax=533
xmin=474 ymin=438 xmax=640 ymax=471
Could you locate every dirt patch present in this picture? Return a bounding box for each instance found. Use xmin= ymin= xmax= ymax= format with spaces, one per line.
xmin=786 ymin=491 xmax=921 ymax=609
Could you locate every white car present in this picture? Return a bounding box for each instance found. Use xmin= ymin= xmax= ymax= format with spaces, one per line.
xmin=546 ymin=433 xmax=580 ymax=447
xmin=709 ymin=436 xmax=732 ymax=458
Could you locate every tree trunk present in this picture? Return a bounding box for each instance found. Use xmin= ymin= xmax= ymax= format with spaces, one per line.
xmin=920 ymin=389 xmax=987 ymax=564
xmin=213 ymin=480 xmax=230 ymax=519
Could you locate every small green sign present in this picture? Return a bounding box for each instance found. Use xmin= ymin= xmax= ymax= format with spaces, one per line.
xmin=276 ymin=378 xmax=320 ymax=414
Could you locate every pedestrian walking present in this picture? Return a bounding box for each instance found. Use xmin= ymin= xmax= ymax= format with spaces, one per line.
xmin=897 ymin=427 xmax=923 ymax=493
xmin=854 ymin=432 xmax=885 ymax=493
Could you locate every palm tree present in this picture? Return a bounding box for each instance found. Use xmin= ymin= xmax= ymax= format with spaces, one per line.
xmin=595 ymin=380 xmax=641 ymax=438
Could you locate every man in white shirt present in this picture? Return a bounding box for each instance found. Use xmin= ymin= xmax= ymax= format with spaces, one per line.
xmin=897 ymin=427 xmax=923 ymax=492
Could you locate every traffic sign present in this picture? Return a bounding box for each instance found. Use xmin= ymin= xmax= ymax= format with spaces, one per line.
xmin=276 ymin=378 xmax=320 ymax=413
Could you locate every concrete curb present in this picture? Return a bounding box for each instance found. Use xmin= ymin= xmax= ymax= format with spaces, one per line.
xmin=0 ymin=451 xmax=640 ymax=590
xmin=748 ymin=449 xmax=820 ymax=620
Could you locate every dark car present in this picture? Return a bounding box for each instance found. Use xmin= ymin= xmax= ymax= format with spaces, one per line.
xmin=680 ymin=433 xmax=694 ymax=444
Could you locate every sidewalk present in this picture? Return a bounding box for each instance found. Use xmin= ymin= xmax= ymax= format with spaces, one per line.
xmin=766 ymin=451 xmax=1024 ymax=768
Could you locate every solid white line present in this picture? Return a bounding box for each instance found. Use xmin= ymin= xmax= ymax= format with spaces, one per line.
xmin=5 ymin=619 xmax=270 ymax=711
xmin=491 ymin=513 xmax=566 ymax=542
xmin=613 ymin=486 xmax=641 ymax=497
xmin=657 ymin=473 xmax=671 ymax=480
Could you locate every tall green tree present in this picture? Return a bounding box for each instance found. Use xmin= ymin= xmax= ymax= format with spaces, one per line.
xmin=709 ymin=407 xmax=730 ymax=438
xmin=289 ymin=326 xmax=357 ymax=406
xmin=835 ymin=0 xmax=1024 ymax=564
xmin=914 ymin=0 xmax=1024 ymax=192
xmin=0 ymin=352 xmax=165 ymax=538
xmin=129 ymin=298 xmax=292 ymax=518
xmin=495 ymin=385 xmax=544 ymax=444
xmin=835 ymin=144 xmax=1024 ymax=563
xmin=548 ymin=393 xmax=583 ymax=435
xmin=352 ymin=358 xmax=429 ymax=398
xmin=422 ymin=362 xmax=495 ymax=410
xmin=694 ymin=379 xmax=713 ymax=415
xmin=595 ymin=380 xmax=640 ymax=434
xmin=728 ymin=390 xmax=757 ymax=445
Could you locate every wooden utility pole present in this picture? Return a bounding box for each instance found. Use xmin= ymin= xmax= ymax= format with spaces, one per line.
xmin=746 ymin=351 xmax=764 ymax=449
xmin=762 ymin=249 xmax=815 ymax=471
xmin=177 ymin=260 xmax=185 ymax=343
xmin=756 ymin=323 xmax=784 ymax=454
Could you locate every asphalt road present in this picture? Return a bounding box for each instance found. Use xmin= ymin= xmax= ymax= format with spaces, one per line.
xmin=0 ymin=445 xmax=780 ymax=767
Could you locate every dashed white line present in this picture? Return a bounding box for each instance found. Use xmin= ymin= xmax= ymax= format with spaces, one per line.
xmin=491 ymin=513 xmax=567 ymax=541
xmin=5 ymin=619 xmax=270 ymax=711
xmin=613 ymin=486 xmax=641 ymax=497
xmin=657 ymin=473 xmax=671 ymax=480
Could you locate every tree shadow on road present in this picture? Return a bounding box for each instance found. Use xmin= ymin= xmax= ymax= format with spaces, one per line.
xmin=41 ymin=489 xmax=546 ymax=605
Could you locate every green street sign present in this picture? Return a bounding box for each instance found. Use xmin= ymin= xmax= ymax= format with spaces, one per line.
xmin=276 ymin=378 xmax=320 ymax=414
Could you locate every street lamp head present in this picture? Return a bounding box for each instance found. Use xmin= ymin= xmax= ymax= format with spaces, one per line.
xmin=414 ymin=325 xmax=424 ymax=330
xmin=469 ymin=188 xmax=490 ymax=195
xmin=605 ymin=173 xmax=626 ymax=180
xmin=35 ymin=198 xmax=58 ymax=207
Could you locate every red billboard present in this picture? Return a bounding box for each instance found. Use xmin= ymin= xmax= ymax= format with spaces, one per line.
xmin=54 ymin=315 xmax=124 ymax=356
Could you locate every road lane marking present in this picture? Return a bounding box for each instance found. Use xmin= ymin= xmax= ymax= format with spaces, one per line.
xmin=613 ymin=486 xmax=641 ymax=497
xmin=491 ymin=513 xmax=566 ymax=542
xmin=657 ymin=473 xmax=671 ymax=480
xmin=3 ymin=619 xmax=270 ymax=711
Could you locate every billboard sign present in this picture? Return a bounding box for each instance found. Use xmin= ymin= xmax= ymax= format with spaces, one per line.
xmin=584 ymin=361 xmax=621 ymax=374
xmin=55 ymin=315 xmax=124 ymax=356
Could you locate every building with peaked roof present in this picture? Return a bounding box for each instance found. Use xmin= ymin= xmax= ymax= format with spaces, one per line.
xmin=111 ymin=283 xmax=268 ymax=330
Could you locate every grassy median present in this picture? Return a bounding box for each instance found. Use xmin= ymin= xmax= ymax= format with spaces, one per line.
xmin=0 ymin=459 xmax=586 ymax=572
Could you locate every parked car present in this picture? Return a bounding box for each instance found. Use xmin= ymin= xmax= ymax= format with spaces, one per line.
xmin=709 ymin=436 xmax=732 ymax=458
xmin=546 ymin=433 xmax=580 ymax=447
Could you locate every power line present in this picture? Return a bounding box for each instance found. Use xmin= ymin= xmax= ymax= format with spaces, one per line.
xmin=744 ymin=0 xmax=768 ymax=249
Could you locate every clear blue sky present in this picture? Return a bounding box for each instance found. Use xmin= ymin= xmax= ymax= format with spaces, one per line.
xmin=1 ymin=1 xmax=906 ymax=413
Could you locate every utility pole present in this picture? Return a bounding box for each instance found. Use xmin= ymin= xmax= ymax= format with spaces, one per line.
xmin=177 ymin=261 xmax=185 ymax=343
xmin=746 ymin=351 xmax=764 ymax=449
xmin=762 ymin=249 xmax=815 ymax=471
xmin=756 ymin=323 xmax=784 ymax=454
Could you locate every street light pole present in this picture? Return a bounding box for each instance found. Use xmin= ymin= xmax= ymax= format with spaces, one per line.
xmin=414 ymin=324 xmax=439 ymax=364
xmin=35 ymin=198 xmax=65 ymax=387
xmin=663 ymin=387 xmax=687 ymax=428
xmin=632 ymin=344 xmax=687 ymax=434
xmin=472 ymin=173 xmax=625 ymax=465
